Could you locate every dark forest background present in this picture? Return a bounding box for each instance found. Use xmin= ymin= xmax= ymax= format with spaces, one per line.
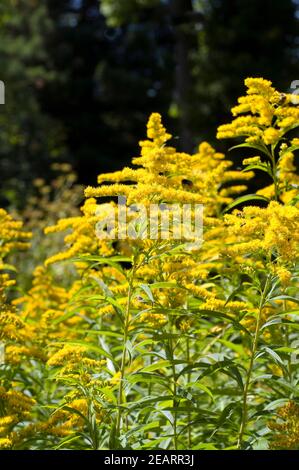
xmin=1 ymin=0 xmax=299 ymax=208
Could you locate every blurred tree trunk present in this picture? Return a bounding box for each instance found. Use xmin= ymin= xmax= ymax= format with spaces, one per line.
xmin=170 ymin=0 xmax=194 ymax=153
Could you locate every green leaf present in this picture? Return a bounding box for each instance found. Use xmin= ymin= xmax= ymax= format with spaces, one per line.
xmin=185 ymin=382 xmax=214 ymax=401
xmin=264 ymin=399 xmax=290 ymax=410
xmin=139 ymin=284 xmax=154 ymax=302
xmin=73 ymin=255 xmax=131 ymax=274
xmin=180 ymin=360 xmax=245 ymax=391
xmin=53 ymin=434 xmax=81 ymax=450
xmin=192 ymin=443 xmax=218 ymax=450
xmin=127 ymin=373 xmax=171 ymax=388
xmin=289 ymin=193 xmax=299 ymax=206
xmin=104 ymin=295 xmax=126 ymax=322
xmin=261 ymin=318 xmax=283 ymax=330
xmin=261 ymin=347 xmax=286 ymax=368
xmin=224 ymin=284 xmax=243 ymax=306
xmin=61 ymin=405 xmax=89 ymax=425
xmin=125 ymin=395 xmax=174 ymax=410
xmin=141 ymin=360 xmax=173 ymax=373
xmin=275 ymin=346 xmax=299 ymax=354
xmin=223 ymin=194 xmax=269 ymax=213
xmin=229 ymin=142 xmax=271 ymax=157
xmin=242 ymin=164 xmax=272 ymax=176
xmin=95 ymin=386 xmax=117 ymax=405
xmin=191 ymin=309 xmax=251 ymax=335
xmin=219 ymin=339 xmax=245 ymax=354
xmin=123 ymin=421 xmax=161 ymax=439
xmin=210 ymin=402 xmax=240 ymax=438
xmin=225 ymin=366 xmax=244 ymax=391
xmin=268 ymin=295 xmax=299 ymax=304
xmin=90 ymin=276 xmax=113 ymax=297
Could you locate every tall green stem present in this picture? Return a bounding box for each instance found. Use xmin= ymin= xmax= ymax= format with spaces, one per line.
xmin=269 ymin=149 xmax=279 ymax=201
xmin=115 ymin=263 xmax=136 ymax=439
xmin=186 ymin=335 xmax=192 ymax=449
xmin=237 ymin=276 xmax=269 ymax=449
xmin=167 ymin=317 xmax=178 ymax=450
xmin=171 ymin=352 xmax=178 ymax=450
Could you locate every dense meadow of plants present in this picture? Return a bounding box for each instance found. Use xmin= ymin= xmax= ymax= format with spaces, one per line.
xmin=0 ymin=78 xmax=299 ymax=450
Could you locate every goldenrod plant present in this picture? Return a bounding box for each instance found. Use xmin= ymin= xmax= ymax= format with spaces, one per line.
xmin=0 ymin=78 xmax=298 ymax=450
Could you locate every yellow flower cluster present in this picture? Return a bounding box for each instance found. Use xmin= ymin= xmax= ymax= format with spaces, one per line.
xmin=0 ymin=209 xmax=31 ymax=258
xmin=0 ymin=77 xmax=298 ymax=449
xmin=224 ymin=201 xmax=299 ymax=261
xmin=217 ymin=77 xmax=298 ymax=146
xmin=269 ymin=402 xmax=299 ymax=449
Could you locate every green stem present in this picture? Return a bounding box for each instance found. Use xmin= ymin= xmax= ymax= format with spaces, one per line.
xmin=115 ymin=264 xmax=136 ymax=440
xmin=237 ymin=276 xmax=269 ymax=449
xmin=270 ymin=149 xmax=279 ymax=201
xmin=186 ymin=335 xmax=192 ymax=449
xmin=171 ymin=358 xmax=178 ymax=450
xmin=283 ymin=299 xmax=292 ymax=381
xmin=168 ymin=318 xmax=178 ymax=450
